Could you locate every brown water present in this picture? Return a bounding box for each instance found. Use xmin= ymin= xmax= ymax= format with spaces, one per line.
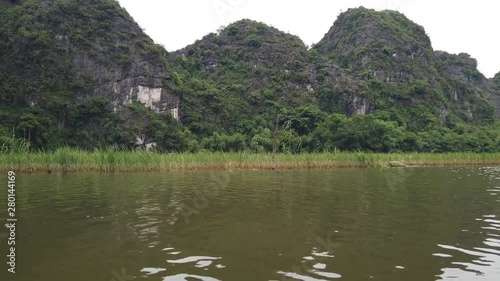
xmin=1 ymin=167 xmax=500 ymax=281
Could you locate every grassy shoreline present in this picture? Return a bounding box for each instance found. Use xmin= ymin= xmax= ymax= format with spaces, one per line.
xmin=1 ymin=148 xmax=500 ymax=173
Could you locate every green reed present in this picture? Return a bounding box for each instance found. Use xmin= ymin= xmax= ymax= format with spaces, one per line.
xmin=1 ymin=147 xmax=499 ymax=173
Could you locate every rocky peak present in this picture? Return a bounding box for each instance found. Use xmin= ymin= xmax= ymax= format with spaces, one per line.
xmin=315 ymin=7 xmax=434 ymax=83
xmin=435 ymin=51 xmax=486 ymax=85
xmin=217 ymin=19 xmax=306 ymax=46
xmin=176 ymin=19 xmax=309 ymax=71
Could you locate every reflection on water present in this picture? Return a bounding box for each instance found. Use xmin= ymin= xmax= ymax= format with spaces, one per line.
xmin=166 ymin=255 xmax=221 ymax=264
xmin=162 ymin=274 xmax=221 ymax=281
xmin=277 ymin=246 xmax=341 ymax=280
xmin=277 ymin=271 xmax=329 ymax=281
xmin=134 ymin=199 xmax=162 ymax=247
xmin=2 ymin=167 xmax=500 ymax=281
xmin=436 ymin=167 xmax=500 ymax=280
xmin=160 ymin=247 xmax=224 ymax=280
xmin=141 ymin=267 xmax=167 ymax=275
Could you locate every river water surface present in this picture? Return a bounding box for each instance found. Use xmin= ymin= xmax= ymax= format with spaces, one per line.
xmin=1 ymin=167 xmax=500 ymax=281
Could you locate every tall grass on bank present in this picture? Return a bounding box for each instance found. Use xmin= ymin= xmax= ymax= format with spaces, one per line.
xmin=1 ymin=147 xmax=500 ymax=173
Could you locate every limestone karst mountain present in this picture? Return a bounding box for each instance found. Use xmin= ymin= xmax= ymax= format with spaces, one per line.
xmin=1 ymin=1 xmax=498 ymax=152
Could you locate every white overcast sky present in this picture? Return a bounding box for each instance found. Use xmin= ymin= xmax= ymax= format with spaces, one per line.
xmin=117 ymin=0 xmax=499 ymax=78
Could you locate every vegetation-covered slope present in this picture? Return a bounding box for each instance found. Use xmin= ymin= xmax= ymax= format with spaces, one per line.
xmin=169 ymin=19 xmax=314 ymax=137
xmin=489 ymin=72 xmax=500 ymax=115
xmin=169 ymin=8 xmax=499 ymax=152
xmin=312 ymin=8 xmax=494 ymax=125
xmin=1 ymin=2 xmax=499 ymax=153
xmin=0 ymin=0 xmax=177 ymax=150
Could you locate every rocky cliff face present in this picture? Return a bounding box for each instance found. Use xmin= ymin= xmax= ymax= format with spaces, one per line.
xmin=311 ymin=7 xmax=496 ymax=123
xmin=1 ymin=0 xmax=179 ymax=116
xmin=434 ymin=51 xmax=497 ymax=120
xmin=489 ymin=73 xmax=500 ymax=117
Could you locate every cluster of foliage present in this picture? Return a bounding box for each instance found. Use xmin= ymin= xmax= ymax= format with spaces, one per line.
xmin=154 ymin=106 xmax=499 ymax=153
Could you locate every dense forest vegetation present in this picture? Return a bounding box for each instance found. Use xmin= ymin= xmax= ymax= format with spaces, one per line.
xmin=1 ymin=0 xmax=499 ymax=154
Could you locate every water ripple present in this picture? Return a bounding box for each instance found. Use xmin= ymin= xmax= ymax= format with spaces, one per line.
xmin=436 ymin=216 xmax=500 ymax=280
xmin=166 ymin=256 xmax=221 ymax=264
xmin=162 ymin=273 xmax=221 ymax=281
xmin=311 ymin=270 xmax=342 ymax=279
xmin=140 ymin=267 xmax=167 ymax=275
xmin=277 ymin=271 xmax=327 ymax=281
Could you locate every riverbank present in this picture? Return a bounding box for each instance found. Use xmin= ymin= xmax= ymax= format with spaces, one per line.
xmin=1 ymin=148 xmax=500 ymax=173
